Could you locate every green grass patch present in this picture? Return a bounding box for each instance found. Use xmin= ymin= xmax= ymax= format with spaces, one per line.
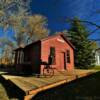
xmin=92 ymin=66 xmax=100 ymax=70
xmin=75 ymin=66 xmax=100 ymax=70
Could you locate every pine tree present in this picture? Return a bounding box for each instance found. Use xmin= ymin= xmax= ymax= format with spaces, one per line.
xmin=68 ymin=18 xmax=95 ymax=68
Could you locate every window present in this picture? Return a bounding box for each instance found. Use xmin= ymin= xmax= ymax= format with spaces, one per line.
xmin=66 ymin=50 xmax=70 ymax=63
xmin=20 ymin=51 xmax=24 ymax=63
xmin=17 ymin=51 xmax=20 ymax=64
xmin=49 ymin=47 xmax=56 ymax=64
xmin=17 ymin=50 xmax=24 ymax=64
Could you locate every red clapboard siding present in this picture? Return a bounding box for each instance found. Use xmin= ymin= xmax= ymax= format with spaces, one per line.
xmin=14 ymin=33 xmax=74 ymax=74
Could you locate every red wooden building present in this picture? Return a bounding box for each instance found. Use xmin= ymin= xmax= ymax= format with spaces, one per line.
xmin=14 ymin=33 xmax=74 ymax=74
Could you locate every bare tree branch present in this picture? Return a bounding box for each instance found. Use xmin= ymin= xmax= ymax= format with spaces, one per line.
xmin=89 ymin=39 xmax=100 ymax=41
xmin=68 ymin=18 xmax=100 ymax=28
xmin=87 ymin=28 xmax=100 ymax=37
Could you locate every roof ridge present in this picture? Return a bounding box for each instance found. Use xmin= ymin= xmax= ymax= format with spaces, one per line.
xmin=14 ymin=32 xmax=75 ymax=50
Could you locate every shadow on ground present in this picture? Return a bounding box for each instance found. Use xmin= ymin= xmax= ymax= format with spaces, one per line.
xmin=0 ymin=71 xmax=100 ymax=100
xmin=32 ymin=71 xmax=100 ymax=100
xmin=0 ymin=76 xmax=25 ymax=100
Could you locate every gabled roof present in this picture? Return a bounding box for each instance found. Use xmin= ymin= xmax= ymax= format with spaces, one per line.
xmin=14 ymin=33 xmax=75 ymax=51
xmin=41 ymin=33 xmax=75 ymax=49
xmin=14 ymin=47 xmax=24 ymax=51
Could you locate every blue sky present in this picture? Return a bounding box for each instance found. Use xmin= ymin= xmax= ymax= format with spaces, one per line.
xmin=31 ymin=0 xmax=100 ymax=39
xmin=0 ymin=0 xmax=100 ymax=40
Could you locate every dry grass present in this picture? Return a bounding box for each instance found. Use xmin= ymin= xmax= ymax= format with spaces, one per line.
xmin=0 ymin=83 xmax=9 ymax=100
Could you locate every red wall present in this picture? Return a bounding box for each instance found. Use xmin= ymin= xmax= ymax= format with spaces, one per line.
xmin=41 ymin=35 xmax=74 ymax=74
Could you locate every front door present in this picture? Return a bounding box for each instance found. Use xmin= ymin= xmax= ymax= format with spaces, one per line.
xmin=60 ymin=52 xmax=66 ymax=70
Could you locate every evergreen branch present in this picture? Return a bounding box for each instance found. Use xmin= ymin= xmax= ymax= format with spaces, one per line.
xmin=78 ymin=20 xmax=100 ymax=28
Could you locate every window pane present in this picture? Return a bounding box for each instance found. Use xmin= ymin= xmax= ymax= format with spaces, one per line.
xmin=66 ymin=50 xmax=70 ymax=63
xmin=49 ymin=47 xmax=56 ymax=64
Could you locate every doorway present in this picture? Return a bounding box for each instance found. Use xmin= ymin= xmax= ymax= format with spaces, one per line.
xmin=60 ymin=52 xmax=66 ymax=70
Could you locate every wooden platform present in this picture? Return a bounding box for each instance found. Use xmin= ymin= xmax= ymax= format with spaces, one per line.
xmin=1 ymin=69 xmax=98 ymax=100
